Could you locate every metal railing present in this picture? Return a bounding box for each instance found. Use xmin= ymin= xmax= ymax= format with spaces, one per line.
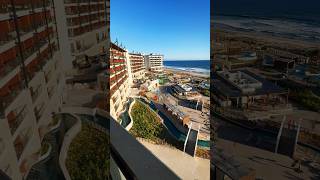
xmin=8 ymin=106 xmax=28 ymax=135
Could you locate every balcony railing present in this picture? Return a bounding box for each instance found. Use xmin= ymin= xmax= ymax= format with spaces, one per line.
xmin=14 ymin=134 xmax=30 ymax=159
xmin=0 ymin=82 xmax=25 ymax=118
xmin=74 ymin=43 xmax=94 ymax=53
xmin=34 ymin=103 xmax=45 ymax=121
xmin=30 ymin=84 xmax=42 ymax=103
xmin=7 ymin=105 xmax=28 ymax=135
xmin=44 ymin=70 xmax=52 ymax=83
xmin=47 ymin=86 xmax=55 ymax=98
xmin=0 ymin=57 xmax=21 ymax=80
xmin=0 ymin=31 xmax=16 ymax=46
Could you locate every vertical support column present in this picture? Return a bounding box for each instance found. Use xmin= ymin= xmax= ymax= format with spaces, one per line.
xmin=9 ymin=0 xmax=29 ymax=87
xmin=275 ymin=116 xmax=286 ymax=153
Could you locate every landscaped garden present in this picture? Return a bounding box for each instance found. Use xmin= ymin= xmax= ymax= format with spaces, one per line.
xmin=39 ymin=143 xmax=50 ymax=156
xmin=130 ymin=100 xmax=183 ymax=148
xmin=290 ymin=90 xmax=320 ymax=112
xmin=66 ymin=122 xmax=110 ymax=180
xmin=130 ymin=100 xmax=164 ymax=142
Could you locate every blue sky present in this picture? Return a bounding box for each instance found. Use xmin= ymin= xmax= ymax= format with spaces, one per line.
xmin=111 ymin=0 xmax=210 ymax=60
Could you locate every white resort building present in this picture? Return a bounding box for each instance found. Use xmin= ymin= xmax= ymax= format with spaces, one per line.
xmin=110 ymin=43 xmax=131 ymax=119
xmin=128 ymin=53 xmax=145 ymax=81
xmin=144 ymin=54 xmax=164 ymax=73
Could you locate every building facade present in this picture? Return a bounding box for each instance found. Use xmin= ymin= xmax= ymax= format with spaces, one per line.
xmin=110 ymin=43 xmax=130 ymax=119
xmin=128 ymin=53 xmax=145 ymax=81
xmin=144 ymin=54 xmax=164 ymax=72
xmin=54 ymin=0 xmax=109 ymax=73
xmin=0 ymin=0 xmax=65 ymax=179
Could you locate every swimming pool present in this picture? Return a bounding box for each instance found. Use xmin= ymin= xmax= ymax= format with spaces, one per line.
xmin=119 ymin=98 xmax=133 ymax=128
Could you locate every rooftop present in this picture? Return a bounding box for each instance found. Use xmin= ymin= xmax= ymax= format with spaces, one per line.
xmin=218 ymin=70 xmax=262 ymax=93
xmin=213 ymin=69 xmax=287 ymax=98
xmin=111 ymin=42 xmax=127 ymax=52
xmin=174 ymin=84 xmax=197 ymax=93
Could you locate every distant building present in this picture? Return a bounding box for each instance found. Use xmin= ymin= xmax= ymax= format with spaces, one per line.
xmin=212 ymin=70 xmax=289 ymax=108
xmin=163 ymin=101 xmax=190 ymax=127
xmin=262 ymin=48 xmax=311 ymax=73
xmin=172 ymin=84 xmax=201 ymax=99
xmin=144 ymin=54 xmax=164 ymax=72
xmin=214 ymin=51 xmax=258 ymax=70
xmin=140 ymin=79 xmax=159 ymax=92
xmin=128 ymin=53 xmax=145 ymax=81
xmin=199 ymin=81 xmax=210 ymax=90
xmin=110 ymin=43 xmax=130 ymax=119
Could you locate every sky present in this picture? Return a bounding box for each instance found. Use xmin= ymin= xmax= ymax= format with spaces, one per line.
xmin=111 ymin=0 xmax=210 ymax=60
xmin=212 ymin=0 xmax=320 ymax=20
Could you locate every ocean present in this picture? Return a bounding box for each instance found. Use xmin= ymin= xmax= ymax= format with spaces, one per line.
xmin=211 ymin=0 xmax=320 ymax=43
xmin=164 ymin=60 xmax=210 ymax=75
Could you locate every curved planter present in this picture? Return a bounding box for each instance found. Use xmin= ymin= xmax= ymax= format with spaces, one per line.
xmin=38 ymin=143 xmax=52 ymax=162
xmin=59 ymin=114 xmax=82 ymax=180
xmin=126 ymin=99 xmax=136 ymax=131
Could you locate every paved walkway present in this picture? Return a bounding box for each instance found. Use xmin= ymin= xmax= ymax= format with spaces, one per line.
xmin=215 ymin=138 xmax=320 ymax=180
xmin=138 ymin=139 xmax=210 ymax=180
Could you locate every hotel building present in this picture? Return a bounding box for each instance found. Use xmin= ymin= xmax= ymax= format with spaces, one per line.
xmin=54 ymin=0 xmax=109 ymax=73
xmin=128 ymin=53 xmax=145 ymax=81
xmin=144 ymin=54 xmax=164 ymax=72
xmin=0 ymin=0 xmax=65 ymax=179
xmin=110 ymin=43 xmax=130 ymax=119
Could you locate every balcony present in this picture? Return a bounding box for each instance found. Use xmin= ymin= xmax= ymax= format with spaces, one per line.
xmin=0 ymin=80 xmax=25 ymax=118
xmin=12 ymin=2 xmax=32 ymax=12
xmin=0 ymin=56 xmax=21 ymax=80
xmin=44 ymin=70 xmax=52 ymax=83
xmin=23 ymin=46 xmax=38 ymax=61
xmin=7 ymin=105 xmax=28 ymax=135
xmin=14 ymin=130 xmax=31 ymax=159
xmin=20 ymin=151 xmax=40 ymax=178
xmin=34 ymin=102 xmax=45 ymax=121
xmin=73 ymin=43 xmax=94 ymax=54
xmin=47 ymin=86 xmax=55 ymax=99
xmin=0 ymin=1 xmax=10 ymax=13
xmin=0 ymin=31 xmax=16 ymax=46
xmin=30 ymin=84 xmax=42 ymax=103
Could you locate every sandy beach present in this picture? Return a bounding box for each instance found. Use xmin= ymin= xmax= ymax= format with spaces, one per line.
xmin=164 ymin=67 xmax=210 ymax=78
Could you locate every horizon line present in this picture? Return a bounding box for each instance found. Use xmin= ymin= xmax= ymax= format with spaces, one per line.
xmin=164 ymin=59 xmax=210 ymax=61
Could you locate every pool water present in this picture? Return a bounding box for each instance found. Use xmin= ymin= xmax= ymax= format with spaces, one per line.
xmin=119 ymin=98 xmax=133 ymax=127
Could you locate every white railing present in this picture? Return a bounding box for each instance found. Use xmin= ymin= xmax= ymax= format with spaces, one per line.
xmin=126 ymin=99 xmax=135 ymax=131
xmin=59 ymin=114 xmax=81 ymax=180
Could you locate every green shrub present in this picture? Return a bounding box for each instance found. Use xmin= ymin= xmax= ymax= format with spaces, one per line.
xmin=66 ymin=123 xmax=110 ymax=180
xmin=130 ymin=101 xmax=164 ymax=141
xmin=291 ymin=90 xmax=320 ymax=111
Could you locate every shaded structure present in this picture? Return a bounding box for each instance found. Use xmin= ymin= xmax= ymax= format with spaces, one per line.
xmin=163 ymin=99 xmax=190 ymax=127
xmin=275 ymin=117 xmax=301 ymax=158
xmin=212 ymin=69 xmax=289 ymax=109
